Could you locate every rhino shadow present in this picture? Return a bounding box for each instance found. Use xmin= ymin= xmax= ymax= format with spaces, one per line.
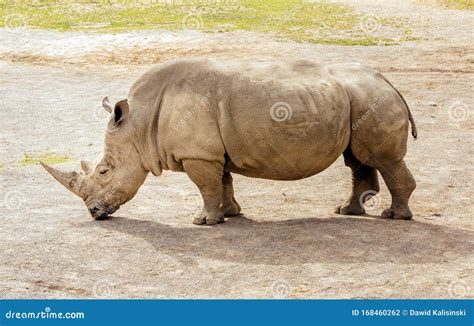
xmin=94 ymin=214 xmax=474 ymax=266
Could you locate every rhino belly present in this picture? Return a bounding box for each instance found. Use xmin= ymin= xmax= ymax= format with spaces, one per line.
xmin=221 ymin=89 xmax=351 ymax=180
xmin=226 ymin=124 xmax=349 ymax=180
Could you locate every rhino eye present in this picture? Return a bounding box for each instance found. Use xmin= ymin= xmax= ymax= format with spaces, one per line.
xmin=98 ymin=167 xmax=110 ymax=176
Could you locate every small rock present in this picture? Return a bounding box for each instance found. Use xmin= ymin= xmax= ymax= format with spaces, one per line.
xmin=428 ymin=102 xmax=437 ymax=107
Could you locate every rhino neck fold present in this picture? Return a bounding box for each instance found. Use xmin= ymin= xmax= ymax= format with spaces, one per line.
xmin=131 ymin=97 xmax=164 ymax=177
xmin=144 ymin=143 xmax=163 ymax=177
xmin=133 ymin=123 xmax=162 ymax=177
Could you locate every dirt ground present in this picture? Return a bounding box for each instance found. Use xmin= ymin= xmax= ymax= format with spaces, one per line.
xmin=1 ymin=0 xmax=473 ymax=299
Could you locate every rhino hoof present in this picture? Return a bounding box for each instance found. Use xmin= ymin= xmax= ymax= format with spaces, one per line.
xmin=381 ymin=208 xmax=413 ymax=220
xmin=192 ymin=210 xmax=225 ymax=226
xmin=221 ymin=199 xmax=241 ymax=217
xmin=192 ymin=215 xmax=206 ymax=225
xmin=335 ymin=204 xmax=365 ymax=215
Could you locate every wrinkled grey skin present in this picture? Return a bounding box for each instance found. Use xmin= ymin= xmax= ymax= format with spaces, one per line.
xmin=43 ymin=58 xmax=417 ymax=225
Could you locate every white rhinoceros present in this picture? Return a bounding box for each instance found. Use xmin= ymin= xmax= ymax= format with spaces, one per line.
xmin=42 ymin=58 xmax=417 ymax=225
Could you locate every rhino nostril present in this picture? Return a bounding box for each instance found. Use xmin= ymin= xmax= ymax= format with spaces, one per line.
xmin=89 ymin=207 xmax=99 ymax=214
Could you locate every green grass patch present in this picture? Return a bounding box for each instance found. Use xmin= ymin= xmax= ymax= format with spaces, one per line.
xmin=418 ymin=0 xmax=474 ymax=10
xmin=20 ymin=152 xmax=71 ymax=166
xmin=0 ymin=0 xmax=414 ymax=45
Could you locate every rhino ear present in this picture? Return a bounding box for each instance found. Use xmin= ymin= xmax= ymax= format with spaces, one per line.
xmin=112 ymin=99 xmax=129 ymax=126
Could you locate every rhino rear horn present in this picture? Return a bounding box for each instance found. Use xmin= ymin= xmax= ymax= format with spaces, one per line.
xmin=40 ymin=162 xmax=83 ymax=197
xmin=80 ymin=160 xmax=92 ymax=173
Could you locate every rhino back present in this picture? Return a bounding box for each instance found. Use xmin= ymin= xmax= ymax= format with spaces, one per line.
xmin=215 ymin=60 xmax=351 ymax=180
xmin=129 ymin=59 xmax=351 ymax=179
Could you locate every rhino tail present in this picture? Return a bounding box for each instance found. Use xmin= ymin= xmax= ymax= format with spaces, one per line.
xmin=380 ymin=75 xmax=417 ymax=140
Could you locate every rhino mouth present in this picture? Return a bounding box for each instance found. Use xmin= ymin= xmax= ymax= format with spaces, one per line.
xmin=88 ymin=205 xmax=119 ymax=220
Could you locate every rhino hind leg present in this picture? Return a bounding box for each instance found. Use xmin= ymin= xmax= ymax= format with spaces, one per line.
xmin=378 ymin=160 xmax=416 ymax=220
xmin=336 ymin=147 xmax=380 ymax=215
xmin=183 ymin=159 xmax=225 ymax=225
xmin=221 ymin=172 xmax=241 ymax=217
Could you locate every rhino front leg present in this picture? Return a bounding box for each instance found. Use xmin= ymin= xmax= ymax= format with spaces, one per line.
xmin=183 ymin=159 xmax=225 ymax=225
xmin=221 ymin=172 xmax=241 ymax=217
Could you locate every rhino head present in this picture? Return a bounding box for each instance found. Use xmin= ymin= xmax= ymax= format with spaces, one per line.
xmin=42 ymin=97 xmax=148 ymax=220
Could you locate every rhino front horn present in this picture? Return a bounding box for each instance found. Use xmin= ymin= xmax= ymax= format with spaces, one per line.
xmin=40 ymin=162 xmax=83 ymax=197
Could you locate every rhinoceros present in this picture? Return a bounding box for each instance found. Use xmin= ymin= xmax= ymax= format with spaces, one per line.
xmin=42 ymin=58 xmax=417 ymax=225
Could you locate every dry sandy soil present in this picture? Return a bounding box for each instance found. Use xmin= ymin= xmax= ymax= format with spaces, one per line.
xmin=1 ymin=0 xmax=473 ymax=298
